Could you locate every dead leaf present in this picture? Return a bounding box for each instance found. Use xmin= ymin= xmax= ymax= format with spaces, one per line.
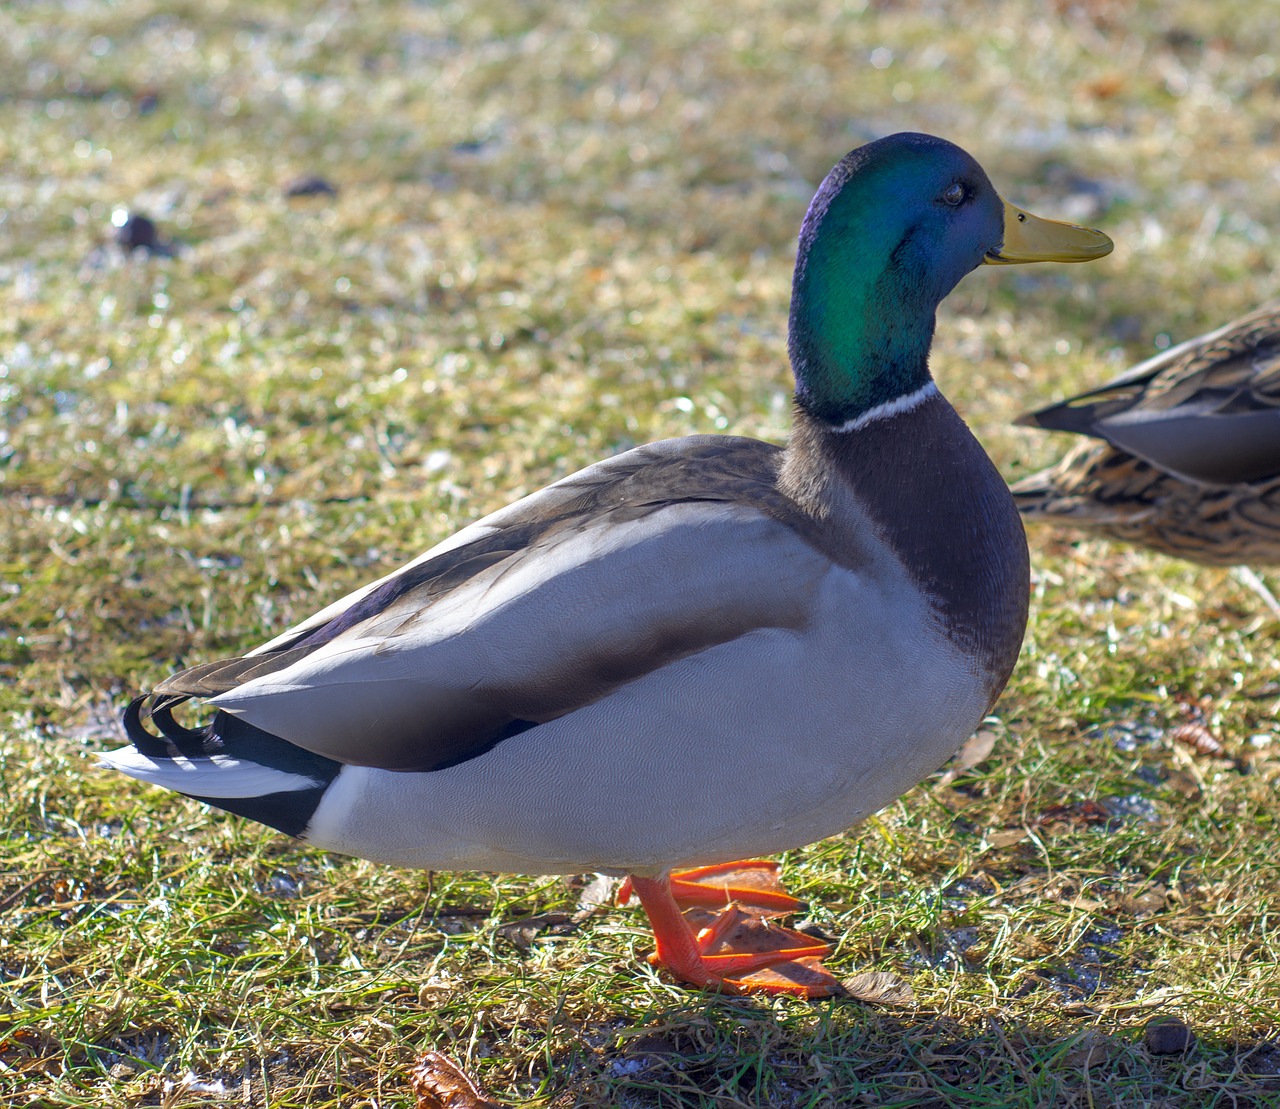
xmin=408 ymin=1052 xmax=504 ymax=1109
xmin=496 ymin=911 xmax=580 ymax=951
xmin=1082 ymin=73 xmax=1126 ymax=99
xmin=937 ymin=728 xmax=1000 ymax=786
xmin=1036 ymin=800 xmax=1118 ymax=830
xmin=842 ymin=970 xmax=915 ymax=1007
xmin=1169 ymin=721 xmax=1225 ymax=758
xmin=1163 ymin=769 xmax=1203 ymax=798
xmin=1064 ymin=1031 xmax=1110 ymax=1069
xmin=1116 ymin=885 xmax=1168 ymax=916
xmin=575 ymin=874 xmax=618 ymax=911
xmin=985 ymin=828 xmax=1029 ymax=849
xmin=1073 ymin=986 xmax=1185 ymax=1015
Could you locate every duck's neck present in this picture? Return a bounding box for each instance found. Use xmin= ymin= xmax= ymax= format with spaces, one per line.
xmin=787 ymin=207 xmax=938 ymax=427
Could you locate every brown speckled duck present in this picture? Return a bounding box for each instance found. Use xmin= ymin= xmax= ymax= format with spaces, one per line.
xmin=1012 ymin=305 xmax=1280 ymax=604
xmin=104 ymin=133 xmax=1111 ymax=997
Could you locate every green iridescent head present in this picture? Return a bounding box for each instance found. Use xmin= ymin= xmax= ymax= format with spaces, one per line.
xmin=788 ymin=133 xmax=1111 ymax=426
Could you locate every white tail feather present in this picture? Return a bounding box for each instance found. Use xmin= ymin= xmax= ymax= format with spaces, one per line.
xmin=100 ymin=746 xmax=323 ymax=799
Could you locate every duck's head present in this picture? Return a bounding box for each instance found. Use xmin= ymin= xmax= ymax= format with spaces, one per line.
xmin=789 ymin=132 xmax=1112 ymax=426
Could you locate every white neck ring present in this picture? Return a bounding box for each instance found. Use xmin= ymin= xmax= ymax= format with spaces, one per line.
xmin=828 ymin=380 xmax=939 ymax=434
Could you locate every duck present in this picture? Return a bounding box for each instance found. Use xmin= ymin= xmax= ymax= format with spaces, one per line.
xmin=103 ymin=132 xmax=1111 ymax=998
xmin=1011 ymin=305 xmax=1280 ymax=608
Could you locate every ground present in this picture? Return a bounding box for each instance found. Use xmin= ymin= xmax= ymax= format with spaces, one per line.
xmin=2 ymin=1 xmax=1279 ymax=1105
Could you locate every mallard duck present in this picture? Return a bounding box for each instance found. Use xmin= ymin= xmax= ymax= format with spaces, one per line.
xmin=1012 ymin=305 xmax=1280 ymax=603
xmin=103 ymin=133 xmax=1111 ymax=997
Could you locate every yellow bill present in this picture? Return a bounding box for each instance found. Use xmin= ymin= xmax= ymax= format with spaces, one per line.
xmin=984 ymin=199 xmax=1113 ymax=265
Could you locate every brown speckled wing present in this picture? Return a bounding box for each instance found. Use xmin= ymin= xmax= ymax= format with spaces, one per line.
xmin=1012 ymin=441 xmax=1280 ymax=567
xmin=1014 ymin=304 xmax=1280 ymax=566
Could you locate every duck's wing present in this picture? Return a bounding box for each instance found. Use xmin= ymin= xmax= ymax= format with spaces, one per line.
xmin=1019 ymin=304 xmax=1280 ymax=485
xmin=135 ymin=436 xmax=842 ymax=773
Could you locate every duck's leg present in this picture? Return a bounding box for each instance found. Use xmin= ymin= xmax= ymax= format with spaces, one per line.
xmin=624 ymin=871 xmax=845 ymax=998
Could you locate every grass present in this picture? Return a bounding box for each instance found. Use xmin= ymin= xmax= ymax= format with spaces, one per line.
xmin=3 ymin=0 xmax=1280 ymax=1104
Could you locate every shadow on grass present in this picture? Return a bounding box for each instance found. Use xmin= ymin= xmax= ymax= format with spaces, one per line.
xmin=541 ymin=999 xmax=1280 ymax=1109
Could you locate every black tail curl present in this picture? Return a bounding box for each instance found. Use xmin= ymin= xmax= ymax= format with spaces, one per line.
xmin=123 ymin=693 xmax=225 ymax=760
xmin=119 ymin=693 xmax=344 ymax=838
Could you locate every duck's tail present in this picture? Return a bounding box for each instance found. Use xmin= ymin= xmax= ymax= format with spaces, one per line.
xmin=104 ymin=697 xmax=341 ymax=837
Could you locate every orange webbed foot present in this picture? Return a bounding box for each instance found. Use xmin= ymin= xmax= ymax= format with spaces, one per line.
xmin=667 ymin=859 xmax=806 ymax=914
xmin=622 ymin=863 xmax=844 ymax=998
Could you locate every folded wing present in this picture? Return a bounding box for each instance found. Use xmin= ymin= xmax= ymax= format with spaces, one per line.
xmin=141 ymin=437 xmax=840 ymax=772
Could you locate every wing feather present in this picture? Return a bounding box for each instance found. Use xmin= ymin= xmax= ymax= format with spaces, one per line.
xmin=140 ymin=436 xmax=849 ymax=772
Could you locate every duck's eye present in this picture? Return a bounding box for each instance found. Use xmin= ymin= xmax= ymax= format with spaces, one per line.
xmin=941 ymin=182 xmax=967 ymax=207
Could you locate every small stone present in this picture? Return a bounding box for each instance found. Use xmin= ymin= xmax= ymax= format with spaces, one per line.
xmin=1145 ymin=1016 xmax=1195 ymax=1054
xmin=284 ymin=174 xmax=339 ymax=198
xmin=109 ymin=208 xmax=176 ymax=256
xmin=114 ymin=212 xmax=160 ymax=252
